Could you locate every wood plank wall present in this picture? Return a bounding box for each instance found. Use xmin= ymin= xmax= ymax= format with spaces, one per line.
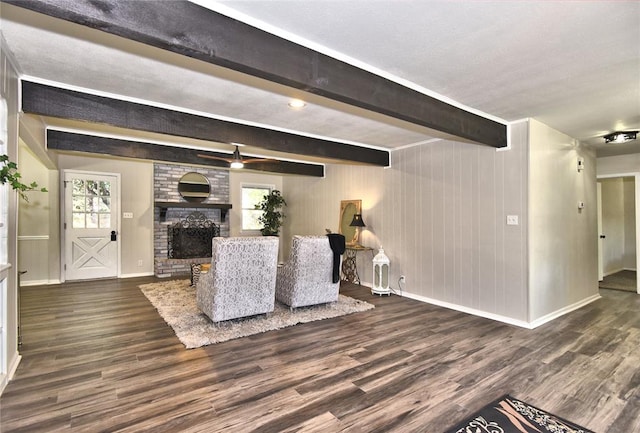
xmin=283 ymin=123 xmax=529 ymax=323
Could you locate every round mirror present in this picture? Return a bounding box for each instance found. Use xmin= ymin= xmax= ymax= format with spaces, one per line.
xmin=178 ymin=172 xmax=210 ymax=202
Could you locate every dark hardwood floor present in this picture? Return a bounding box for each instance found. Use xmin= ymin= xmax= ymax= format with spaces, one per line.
xmin=1 ymin=277 xmax=638 ymax=432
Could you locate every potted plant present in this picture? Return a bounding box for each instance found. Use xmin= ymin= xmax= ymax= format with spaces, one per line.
xmin=256 ymin=190 xmax=286 ymax=236
xmin=0 ymin=154 xmax=47 ymax=201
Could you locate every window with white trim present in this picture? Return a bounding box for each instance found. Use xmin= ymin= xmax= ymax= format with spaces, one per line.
xmin=241 ymin=185 xmax=273 ymax=231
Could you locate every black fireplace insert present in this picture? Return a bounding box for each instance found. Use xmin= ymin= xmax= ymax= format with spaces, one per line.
xmin=168 ymin=212 xmax=220 ymax=259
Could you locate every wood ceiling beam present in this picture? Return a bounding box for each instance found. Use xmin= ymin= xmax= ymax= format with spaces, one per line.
xmin=6 ymin=0 xmax=507 ymax=148
xmin=47 ymin=130 xmax=325 ymax=177
xmin=22 ymin=81 xmax=387 ymax=167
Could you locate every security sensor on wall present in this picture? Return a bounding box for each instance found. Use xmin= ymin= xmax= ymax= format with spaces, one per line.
xmin=577 ymin=157 xmax=585 ymax=172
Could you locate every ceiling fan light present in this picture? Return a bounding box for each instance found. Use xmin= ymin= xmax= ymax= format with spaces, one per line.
xmin=604 ymin=131 xmax=638 ymax=144
xmin=230 ymin=145 xmax=244 ymax=168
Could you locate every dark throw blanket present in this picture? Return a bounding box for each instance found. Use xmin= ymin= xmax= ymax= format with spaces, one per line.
xmin=326 ymin=234 xmax=346 ymax=283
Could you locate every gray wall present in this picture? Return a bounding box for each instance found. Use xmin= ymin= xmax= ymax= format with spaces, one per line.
xmin=284 ymin=121 xmax=530 ymax=323
xmin=528 ymin=119 xmax=598 ymax=322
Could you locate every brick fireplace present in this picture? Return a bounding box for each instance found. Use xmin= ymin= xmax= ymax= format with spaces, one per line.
xmin=154 ymin=163 xmax=230 ymax=277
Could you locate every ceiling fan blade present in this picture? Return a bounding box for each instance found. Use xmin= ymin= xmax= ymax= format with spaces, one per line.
xmin=243 ymin=158 xmax=276 ymax=164
xmin=197 ymin=153 xmax=232 ymax=163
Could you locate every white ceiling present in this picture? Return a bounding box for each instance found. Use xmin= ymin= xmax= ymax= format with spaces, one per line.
xmin=1 ymin=0 xmax=639 ymax=161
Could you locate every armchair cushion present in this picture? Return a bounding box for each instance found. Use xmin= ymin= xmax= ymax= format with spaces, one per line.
xmin=276 ymin=235 xmax=341 ymax=308
xmin=196 ymin=236 xmax=279 ymax=322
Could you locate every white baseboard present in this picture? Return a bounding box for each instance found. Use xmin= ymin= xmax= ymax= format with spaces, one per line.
xmin=604 ymin=268 xmax=625 ymax=277
xmin=391 ymin=290 xmax=601 ymax=329
xmin=400 ymin=291 xmax=532 ymax=328
xmin=120 ymin=272 xmax=155 ymax=279
xmin=20 ymin=279 xmax=61 ymax=287
xmin=528 ymin=294 xmax=602 ymax=329
xmin=0 ymin=353 xmax=22 ymax=396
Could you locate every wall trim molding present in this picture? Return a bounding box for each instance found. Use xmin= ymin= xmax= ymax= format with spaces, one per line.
xmin=400 ymin=291 xmax=532 ymax=328
xmin=397 ymin=290 xmax=601 ymax=329
xmin=17 ymin=235 xmax=49 ymax=241
xmin=120 ymin=272 xmax=155 ymax=279
xmin=18 ymin=279 xmax=61 ymax=287
xmin=0 ymin=353 xmax=21 ymax=396
xmin=528 ymin=294 xmax=602 ymax=329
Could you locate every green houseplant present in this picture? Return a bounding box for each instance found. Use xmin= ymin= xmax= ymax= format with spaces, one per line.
xmin=256 ymin=190 xmax=287 ymax=236
xmin=0 ymin=154 xmax=47 ymax=201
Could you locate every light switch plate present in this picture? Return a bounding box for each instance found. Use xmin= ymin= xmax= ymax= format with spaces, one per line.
xmin=123 ymin=212 xmax=134 ymax=219
xmin=506 ymin=215 xmax=519 ymax=225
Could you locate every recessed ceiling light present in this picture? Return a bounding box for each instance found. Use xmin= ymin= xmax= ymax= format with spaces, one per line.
xmin=604 ymin=131 xmax=638 ymax=144
xmin=288 ymin=99 xmax=306 ymax=109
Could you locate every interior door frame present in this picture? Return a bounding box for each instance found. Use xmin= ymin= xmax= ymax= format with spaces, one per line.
xmin=597 ymin=172 xmax=640 ymax=294
xmin=60 ymin=169 xmax=122 ymax=282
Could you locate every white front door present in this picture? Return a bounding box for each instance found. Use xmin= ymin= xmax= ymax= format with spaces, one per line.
xmin=64 ymin=171 xmax=119 ymax=280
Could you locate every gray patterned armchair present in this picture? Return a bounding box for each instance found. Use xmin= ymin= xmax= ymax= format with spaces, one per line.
xmin=196 ymin=236 xmax=279 ymax=322
xmin=276 ymin=235 xmax=341 ymax=308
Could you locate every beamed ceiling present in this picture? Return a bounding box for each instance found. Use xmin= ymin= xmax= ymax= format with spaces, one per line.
xmin=1 ymin=0 xmax=639 ymax=174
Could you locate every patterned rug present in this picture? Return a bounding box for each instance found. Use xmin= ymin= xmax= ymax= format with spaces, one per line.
xmin=139 ymin=279 xmax=375 ymax=349
xmin=445 ymin=395 xmax=594 ymax=433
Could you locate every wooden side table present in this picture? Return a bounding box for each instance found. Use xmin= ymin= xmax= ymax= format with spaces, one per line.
xmin=341 ymin=245 xmax=373 ymax=285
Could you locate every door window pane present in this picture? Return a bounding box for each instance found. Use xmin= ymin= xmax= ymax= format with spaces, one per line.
xmin=86 ymin=213 xmax=99 ymax=228
xmin=70 ymin=178 xmax=112 ymax=229
xmin=72 ymin=196 xmax=85 ymax=212
xmin=73 ymin=213 xmax=85 ymax=229
xmin=99 ymin=181 xmax=111 ymax=196
xmin=86 ymin=180 xmax=98 ymax=196
xmin=99 ymin=214 xmax=111 ymax=228
xmin=72 ymin=179 xmax=84 ymax=195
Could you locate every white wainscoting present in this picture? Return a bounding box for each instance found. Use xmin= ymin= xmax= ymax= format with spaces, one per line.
xmin=18 ymin=236 xmax=51 ymax=286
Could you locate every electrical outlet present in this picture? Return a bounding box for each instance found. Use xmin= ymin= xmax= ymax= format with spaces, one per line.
xmin=137 ymin=260 xmax=143 ymax=267
xmin=506 ymin=215 xmax=519 ymax=225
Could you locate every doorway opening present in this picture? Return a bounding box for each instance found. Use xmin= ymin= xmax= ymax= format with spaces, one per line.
xmin=597 ymin=174 xmax=639 ymax=294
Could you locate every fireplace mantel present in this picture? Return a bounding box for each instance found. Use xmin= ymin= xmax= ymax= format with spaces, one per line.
xmin=155 ymin=201 xmax=232 ymax=222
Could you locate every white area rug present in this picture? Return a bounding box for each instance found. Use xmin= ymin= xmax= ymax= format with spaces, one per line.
xmin=139 ymin=279 xmax=375 ymax=349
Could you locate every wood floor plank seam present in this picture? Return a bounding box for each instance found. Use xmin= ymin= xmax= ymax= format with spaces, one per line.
xmin=2 ymin=278 xmax=639 ymax=432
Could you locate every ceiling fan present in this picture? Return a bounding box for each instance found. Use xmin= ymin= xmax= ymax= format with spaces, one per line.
xmin=197 ymin=145 xmax=274 ymax=169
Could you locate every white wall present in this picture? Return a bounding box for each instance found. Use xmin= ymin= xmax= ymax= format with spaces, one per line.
xmin=600 ymin=178 xmax=626 ymax=274
xmin=623 ymin=177 xmax=636 ymax=269
xmin=598 ymin=154 xmax=640 ymax=176
xmin=528 ymin=118 xmax=598 ymax=323
xmin=18 ymin=142 xmax=59 ymax=285
xmin=0 ymin=36 xmax=22 ymax=393
xmin=57 ymin=154 xmax=154 ymax=278
xmin=284 ymin=121 xmax=530 ymax=323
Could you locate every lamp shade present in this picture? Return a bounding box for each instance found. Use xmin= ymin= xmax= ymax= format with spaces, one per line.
xmin=349 ymin=214 xmax=365 ymax=227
